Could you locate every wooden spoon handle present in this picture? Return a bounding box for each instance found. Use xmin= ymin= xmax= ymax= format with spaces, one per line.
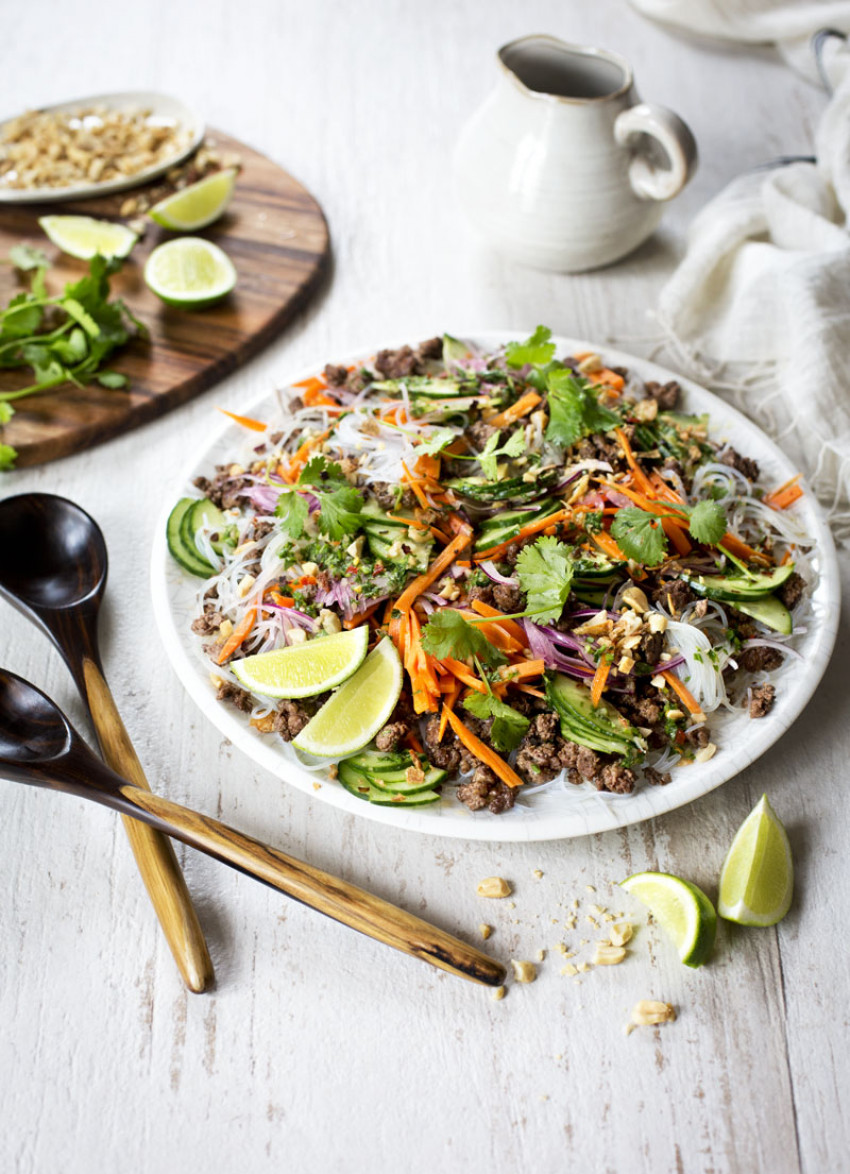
xmin=82 ymin=659 xmax=214 ymax=993
xmin=111 ymin=782 xmax=505 ymax=986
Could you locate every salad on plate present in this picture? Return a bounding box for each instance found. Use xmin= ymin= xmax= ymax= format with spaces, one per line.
xmin=165 ymin=328 xmax=812 ymax=817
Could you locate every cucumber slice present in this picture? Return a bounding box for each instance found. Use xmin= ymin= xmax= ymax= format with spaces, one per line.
xmin=546 ymin=673 xmax=644 ymax=756
xmin=166 ymin=499 xmax=214 ymax=577
xmin=372 ymin=376 xmax=468 ymax=398
xmin=366 ymin=766 xmax=448 ymax=794
xmin=338 ymin=762 xmax=440 ymax=806
xmin=347 ymin=748 xmax=418 ymax=773
xmin=733 ymin=595 xmax=793 ymax=636
xmin=572 ymin=550 xmax=625 ymax=578
xmin=686 ymin=563 xmax=795 ymax=601
xmin=189 ymin=498 xmax=229 ymax=554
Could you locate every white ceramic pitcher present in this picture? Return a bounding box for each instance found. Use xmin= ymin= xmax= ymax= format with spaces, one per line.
xmin=454 ymin=35 xmax=698 ymax=272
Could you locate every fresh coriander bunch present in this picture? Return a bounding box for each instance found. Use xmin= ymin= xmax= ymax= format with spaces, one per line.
xmin=0 ymin=245 xmax=146 ymax=469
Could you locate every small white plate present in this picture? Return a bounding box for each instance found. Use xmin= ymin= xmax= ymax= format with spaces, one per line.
xmin=0 ymin=90 xmax=204 ymax=204
xmin=150 ymin=332 xmax=840 ymax=843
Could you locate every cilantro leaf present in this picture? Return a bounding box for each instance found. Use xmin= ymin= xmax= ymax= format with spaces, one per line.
xmin=686 ymin=499 xmax=727 ymax=545
xmin=420 ymin=609 xmax=508 ymax=669
xmin=95 ymin=370 xmax=128 ymax=389
xmin=610 ymin=507 xmax=668 ymax=565
xmin=9 ymin=244 xmax=49 ymax=272
xmin=515 ymin=536 xmax=575 ymax=624
xmin=275 ymin=490 xmax=310 ymax=539
xmin=462 ymin=691 xmax=530 ymax=752
xmin=545 ymin=370 xmax=620 ymax=448
xmin=317 ymin=485 xmax=363 ymax=539
xmin=505 ymin=325 xmax=556 ymax=370
xmin=0 ymin=442 xmax=17 ymax=470
xmin=1 ymin=295 xmax=43 ymax=340
xmin=298 ymin=454 xmax=350 ymax=489
xmin=416 ymin=426 xmax=456 ymax=457
xmin=478 ymin=428 xmax=525 ymax=480
xmin=0 ymin=403 xmax=13 ymax=425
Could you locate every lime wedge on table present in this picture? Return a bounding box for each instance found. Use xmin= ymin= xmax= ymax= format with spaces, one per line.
xmin=39 ymin=215 xmax=137 ymax=260
xmin=233 ymin=627 xmax=369 ymax=699
xmin=149 ymin=167 xmax=238 ymax=231
xmin=718 ymin=795 xmax=793 ymax=926
xmin=144 ymin=237 xmax=236 ymax=308
xmin=620 ymin=872 xmax=717 ymax=968
xmin=294 ymin=639 xmax=403 ymax=758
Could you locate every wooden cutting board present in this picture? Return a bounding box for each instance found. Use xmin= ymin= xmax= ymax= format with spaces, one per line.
xmin=0 ymin=129 xmax=329 ymax=467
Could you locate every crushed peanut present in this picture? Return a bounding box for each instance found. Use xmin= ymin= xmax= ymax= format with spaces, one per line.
xmin=609 ymin=922 xmax=633 ymax=947
xmin=561 ymin=963 xmax=578 ymax=977
xmin=287 ymin=629 xmax=308 ymax=646
xmin=593 ymin=943 xmax=627 ymax=966
xmin=630 ymin=1000 xmax=677 ymax=1027
xmin=510 ymin=960 xmax=537 ymax=983
xmin=533 ymin=869 xmax=544 ymax=879
xmin=647 ymin=612 xmax=668 ymax=634
xmin=477 ymin=877 xmax=512 ymax=899
xmin=479 ymin=923 xmax=492 ymax=940
xmin=694 ymin=742 xmax=717 ymax=763
xmin=621 ymin=585 xmax=650 ymax=613
xmin=492 ymin=985 xmax=506 ymax=1001
xmin=237 ymin=575 xmax=255 ymax=598
xmin=0 ymin=104 xmax=194 ymax=191
xmin=218 ymin=618 xmax=234 ymax=639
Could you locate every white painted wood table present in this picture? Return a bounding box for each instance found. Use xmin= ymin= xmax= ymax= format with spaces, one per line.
xmin=1 ymin=3 xmax=847 ymax=1172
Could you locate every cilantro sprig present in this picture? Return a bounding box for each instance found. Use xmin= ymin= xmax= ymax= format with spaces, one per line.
xmin=462 ymin=689 xmax=530 ymax=752
xmin=478 ymin=428 xmax=525 ymax=480
xmin=515 ymin=536 xmax=575 ymax=624
xmin=420 ymin=609 xmax=508 ymax=670
xmin=274 ymin=455 xmax=365 ymax=542
xmin=0 ymin=251 xmax=146 ymax=469
xmin=611 ymin=499 xmax=727 ymax=565
xmin=505 ymin=325 xmax=556 ymax=370
xmin=545 ymin=370 xmax=620 ymax=449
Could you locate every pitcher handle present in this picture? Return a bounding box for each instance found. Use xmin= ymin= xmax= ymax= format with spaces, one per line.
xmin=614 ymin=103 xmax=698 ymax=201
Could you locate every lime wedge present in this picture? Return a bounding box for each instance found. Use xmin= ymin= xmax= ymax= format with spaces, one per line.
xmin=620 ymin=871 xmax=717 ymax=968
xmin=294 ymin=638 xmax=403 ymax=758
xmin=149 ymin=167 xmax=238 ymax=231
xmin=718 ymin=794 xmax=793 ymax=926
xmin=39 ymin=215 xmax=137 ymax=260
xmin=232 ymin=627 xmax=369 ymax=699
xmin=144 ymin=237 xmax=236 ymax=308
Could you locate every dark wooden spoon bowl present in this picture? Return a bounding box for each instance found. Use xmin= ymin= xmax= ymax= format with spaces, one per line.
xmin=0 ymin=669 xmax=505 ymax=988
xmin=0 ymin=492 xmax=213 ymax=992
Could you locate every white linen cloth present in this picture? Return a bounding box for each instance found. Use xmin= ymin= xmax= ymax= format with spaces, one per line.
xmin=629 ymin=0 xmax=850 ymax=81
xmin=629 ymin=17 xmax=850 ymax=532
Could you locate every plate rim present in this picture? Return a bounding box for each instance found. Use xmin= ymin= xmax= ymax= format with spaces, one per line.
xmin=0 ymin=89 xmax=205 ymax=204
xmin=150 ymin=330 xmax=841 ymax=843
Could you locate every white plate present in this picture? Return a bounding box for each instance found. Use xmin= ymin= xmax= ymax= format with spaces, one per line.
xmin=150 ymin=333 xmax=840 ymax=842
xmin=0 ymin=91 xmax=204 ymax=204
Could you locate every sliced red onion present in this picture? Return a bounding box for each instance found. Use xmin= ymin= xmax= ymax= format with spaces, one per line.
xmin=554 ymin=470 xmax=583 ymax=492
xmin=479 ymin=560 xmax=519 ymax=587
xmin=264 ymin=604 xmax=317 ymax=631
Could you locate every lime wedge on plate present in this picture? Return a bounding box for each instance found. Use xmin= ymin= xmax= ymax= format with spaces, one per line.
xmin=144 ymin=237 xmax=236 ymax=308
xmin=621 ymin=871 xmax=717 ymax=967
xmin=233 ymin=627 xmax=368 ymax=699
xmin=294 ymin=638 xmax=403 ymax=758
xmin=718 ymin=794 xmax=793 ymax=926
xmin=39 ymin=215 xmax=138 ymax=260
xmin=149 ymin=167 xmax=238 ymax=231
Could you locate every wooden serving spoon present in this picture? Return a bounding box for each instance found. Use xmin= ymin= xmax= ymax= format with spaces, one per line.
xmin=0 ymin=492 xmax=214 ymax=993
xmin=0 ymin=669 xmax=506 ymax=986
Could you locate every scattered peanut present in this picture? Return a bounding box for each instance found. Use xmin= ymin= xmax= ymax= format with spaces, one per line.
xmin=477 ymin=877 xmax=512 ymax=899
xmin=630 ymin=1000 xmax=677 ymax=1027
xmin=479 ymin=923 xmax=492 ymax=941
xmin=510 ymin=960 xmax=537 ymax=984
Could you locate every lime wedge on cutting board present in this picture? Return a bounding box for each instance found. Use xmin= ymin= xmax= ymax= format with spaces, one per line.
xmin=39 ymin=215 xmax=137 ymax=260
xmin=233 ymin=627 xmax=369 ymax=699
xmin=144 ymin=237 xmax=236 ymax=308
xmin=294 ymin=639 xmax=403 ymax=758
xmin=149 ymin=167 xmax=238 ymax=231
xmin=620 ymin=871 xmax=717 ymax=967
xmin=718 ymin=794 xmax=793 ymax=926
